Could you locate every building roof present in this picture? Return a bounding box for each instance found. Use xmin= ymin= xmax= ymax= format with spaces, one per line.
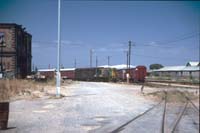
xmin=60 ymin=68 xmax=75 ymax=71
xmin=182 ymin=66 xmax=200 ymax=71
xmin=38 ymin=68 xmax=56 ymax=72
xmin=0 ymin=23 xmax=23 ymax=29
xmin=153 ymin=66 xmax=200 ymax=72
xmin=38 ymin=68 xmax=75 ymax=72
xmin=99 ymin=64 xmax=135 ymax=70
xmin=0 ymin=23 xmax=31 ymax=36
xmin=186 ymin=61 xmax=200 ymax=67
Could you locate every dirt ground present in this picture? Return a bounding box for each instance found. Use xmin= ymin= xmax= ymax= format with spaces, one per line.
xmin=1 ymin=81 xmax=199 ymax=133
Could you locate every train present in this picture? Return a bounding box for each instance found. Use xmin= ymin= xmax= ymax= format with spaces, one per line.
xmin=36 ymin=65 xmax=147 ymax=82
xmin=75 ymin=67 xmax=117 ymax=82
xmin=75 ymin=66 xmax=146 ymax=82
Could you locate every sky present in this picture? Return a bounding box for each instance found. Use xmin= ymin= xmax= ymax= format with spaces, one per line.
xmin=0 ymin=0 xmax=200 ymax=69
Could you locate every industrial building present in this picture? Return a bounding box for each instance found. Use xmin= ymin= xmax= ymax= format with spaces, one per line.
xmin=0 ymin=23 xmax=32 ymax=78
xmin=150 ymin=62 xmax=200 ymax=80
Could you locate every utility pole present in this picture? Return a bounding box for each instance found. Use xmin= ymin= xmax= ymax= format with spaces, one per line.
xmin=56 ymin=0 xmax=61 ymax=97
xmin=90 ymin=49 xmax=93 ymax=68
xmin=126 ymin=40 xmax=133 ymax=83
xmin=107 ymin=56 xmax=110 ymax=66
xmin=32 ymin=63 xmax=35 ymax=72
xmin=128 ymin=40 xmax=131 ymax=72
xmin=126 ymin=51 xmax=129 ymax=69
xmin=74 ymin=58 xmax=77 ymax=68
xmin=96 ymin=56 xmax=98 ymax=68
xmin=95 ymin=56 xmax=98 ymax=77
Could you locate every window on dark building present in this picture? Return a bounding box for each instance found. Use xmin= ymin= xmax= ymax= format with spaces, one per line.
xmin=0 ymin=32 xmax=5 ymax=46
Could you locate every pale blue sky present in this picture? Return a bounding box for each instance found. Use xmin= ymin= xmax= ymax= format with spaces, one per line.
xmin=0 ymin=0 xmax=199 ymax=69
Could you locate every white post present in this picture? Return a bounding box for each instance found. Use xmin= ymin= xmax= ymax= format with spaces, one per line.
xmin=126 ymin=73 xmax=129 ymax=84
xmin=56 ymin=0 xmax=61 ymax=97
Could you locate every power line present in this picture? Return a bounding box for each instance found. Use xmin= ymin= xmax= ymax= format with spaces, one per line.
xmin=132 ymin=53 xmax=193 ymax=61
xmin=136 ymin=32 xmax=199 ymax=48
xmin=32 ymin=31 xmax=199 ymax=49
xmin=155 ymin=33 xmax=199 ymax=46
xmin=33 ymin=40 xmax=84 ymax=48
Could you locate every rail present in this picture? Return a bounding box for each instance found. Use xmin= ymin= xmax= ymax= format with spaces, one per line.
xmin=110 ymin=88 xmax=199 ymax=133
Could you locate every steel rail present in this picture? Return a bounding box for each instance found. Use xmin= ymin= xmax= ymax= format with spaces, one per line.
xmin=110 ymin=99 xmax=164 ymax=133
xmin=161 ymin=91 xmax=167 ymax=133
xmin=178 ymin=91 xmax=199 ymax=113
xmin=171 ymin=101 xmax=189 ymax=133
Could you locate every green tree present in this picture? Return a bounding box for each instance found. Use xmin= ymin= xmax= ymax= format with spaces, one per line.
xmin=149 ymin=64 xmax=163 ymax=70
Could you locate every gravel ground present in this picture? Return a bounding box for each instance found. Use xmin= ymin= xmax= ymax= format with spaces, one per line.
xmin=1 ymin=81 xmax=199 ymax=133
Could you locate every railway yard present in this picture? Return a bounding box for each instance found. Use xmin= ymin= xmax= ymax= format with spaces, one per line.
xmin=1 ymin=81 xmax=199 ymax=133
xmin=0 ymin=1 xmax=199 ymax=133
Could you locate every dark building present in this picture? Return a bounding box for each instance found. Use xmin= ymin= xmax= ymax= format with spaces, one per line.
xmin=0 ymin=23 xmax=32 ymax=78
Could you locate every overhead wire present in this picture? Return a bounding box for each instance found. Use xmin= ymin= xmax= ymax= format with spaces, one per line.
xmin=135 ymin=32 xmax=199 ymax=48
xmin=32 ymin=31 xmax=199 ymax=61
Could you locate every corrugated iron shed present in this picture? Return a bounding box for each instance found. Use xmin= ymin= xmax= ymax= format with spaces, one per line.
xmin=186 ymin=61 xmax=200 ymax=66
xmin=153 ymin=66 xmax=199 ymax=72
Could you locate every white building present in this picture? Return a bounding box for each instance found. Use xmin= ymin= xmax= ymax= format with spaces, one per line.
xmin=151 ymin=62 xmax=200 ymax=79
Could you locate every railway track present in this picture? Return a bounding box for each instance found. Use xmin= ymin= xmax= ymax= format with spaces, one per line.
xmin=145 ymin=80 xmax=199 ymax=89
xmin=110 ymin=89 xmax=199 ymax=133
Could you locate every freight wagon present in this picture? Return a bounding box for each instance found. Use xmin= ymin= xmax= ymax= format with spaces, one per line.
xmin=38 ymin=69 xmax=56 ymax=79
xmin=75 ymin=67 xmax=117 ymax=82
xmin=60 ymin=68 xmax=75 ymax=80
xmin=117 ymin=66 xmax=147 ymax=82
xmin=37 ymin=68 xmax=75 ymax=80
xmin=36 ymin=65 xmax=146 ymax=82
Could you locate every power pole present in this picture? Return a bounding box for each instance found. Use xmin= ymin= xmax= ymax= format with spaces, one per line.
xmin=95 ymin=56 xmax=98 ymax=77
xmin=90 ymin=49 xmax=93 ymax=68
xmin=74 ymin=58 xmax=77 ymax=68
xmin=126 ymin=51 xmax=129 ymax=69
xmin=96 ymin=56 xmax=98 ymax=68
xmin=126 ymin=40 xmax=132 ymax=83
xmin=128 ymin=40 xmax=131 ymax=72
xmin=107 ymin=56 xmax=110 ymax=66
xmin=32 ymin=63 xmax=35 ymax=72
xmin=56 ymin=0 xmax=61 ymax=97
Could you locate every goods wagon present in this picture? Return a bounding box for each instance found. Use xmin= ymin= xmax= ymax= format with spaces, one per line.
xmin=75 ymin=67 xmax=117 ymax=82
xmin=75 ymin=68 xmax=96 ymax=81
xmin=38 ymin=69 xmax=55 ymax=79
xmin=60 ymin=68 xmax=75 ymax=79
xmin=131 ymin=66 xmax=147 ymax=82
xmin=98 ymin=67 xmax=117 ymax=82
xmin=117 ymin=66 xmax=147 ymax=82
